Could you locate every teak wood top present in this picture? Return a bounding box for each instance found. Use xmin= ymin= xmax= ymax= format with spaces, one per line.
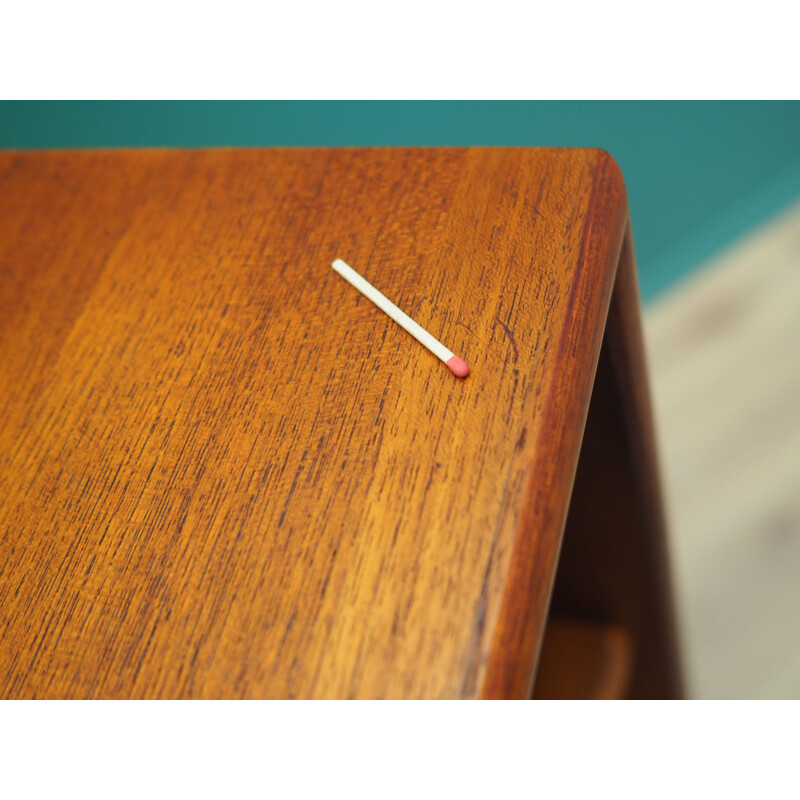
xmin=0 ymin=147 xmax=627 ymax=698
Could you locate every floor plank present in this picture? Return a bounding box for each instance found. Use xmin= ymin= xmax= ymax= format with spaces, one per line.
xmin=644 ymin=200 xmax=800 ymax=698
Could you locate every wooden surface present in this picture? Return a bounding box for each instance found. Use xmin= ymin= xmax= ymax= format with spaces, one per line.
xmin=548 ymin=230 xmax=684 ymax=698
xmin=0 ymin=147 xmax=633 ymax=698
xmin=532 ymin=619 xmax=632 ymax=699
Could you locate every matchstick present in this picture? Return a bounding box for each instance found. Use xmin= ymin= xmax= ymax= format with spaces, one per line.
xmin=332 ymin=259 xmax=470 ymax=378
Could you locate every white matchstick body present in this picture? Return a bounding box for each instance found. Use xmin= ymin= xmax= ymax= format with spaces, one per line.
xmin=332 ymin=259 xmax=470 ymax=378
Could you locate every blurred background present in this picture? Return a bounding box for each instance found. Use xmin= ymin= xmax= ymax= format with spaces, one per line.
xmin=2 ymin=100 xmax=798 ymax=697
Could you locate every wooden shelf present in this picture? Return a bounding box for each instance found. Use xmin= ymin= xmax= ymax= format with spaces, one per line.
xmin=532 ymin=618 xmax=633 ymax=699
xmin=0 ymin=148 xmax=681 ymax=698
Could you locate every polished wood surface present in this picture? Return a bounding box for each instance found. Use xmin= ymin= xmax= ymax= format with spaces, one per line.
xmin=0 ymin=147 xmax=669 ymax=698
xmin=549 ymin=230 xmax=684 ymax=698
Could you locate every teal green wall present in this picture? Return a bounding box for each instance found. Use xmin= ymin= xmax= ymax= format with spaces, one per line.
xmin=2 ymin=101 xmax=798 ymax=301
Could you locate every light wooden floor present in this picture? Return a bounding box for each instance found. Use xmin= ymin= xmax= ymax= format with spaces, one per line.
xmin=644 ymin=201 xmax=800 ymax=698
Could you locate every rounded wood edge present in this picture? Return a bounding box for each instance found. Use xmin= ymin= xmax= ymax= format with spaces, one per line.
xmin=478 ymin=151 xmax=630 ymax=699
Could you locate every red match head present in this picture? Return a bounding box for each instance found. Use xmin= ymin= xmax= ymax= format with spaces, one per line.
xmin=446 ymin=355 xmax=470 ymax=378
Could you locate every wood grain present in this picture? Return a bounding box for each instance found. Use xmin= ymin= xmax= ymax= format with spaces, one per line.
xmin=1 ymin=147 xmax=634 ymax=698
xmin=549 ymin=229 xmax=684 ymax=698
